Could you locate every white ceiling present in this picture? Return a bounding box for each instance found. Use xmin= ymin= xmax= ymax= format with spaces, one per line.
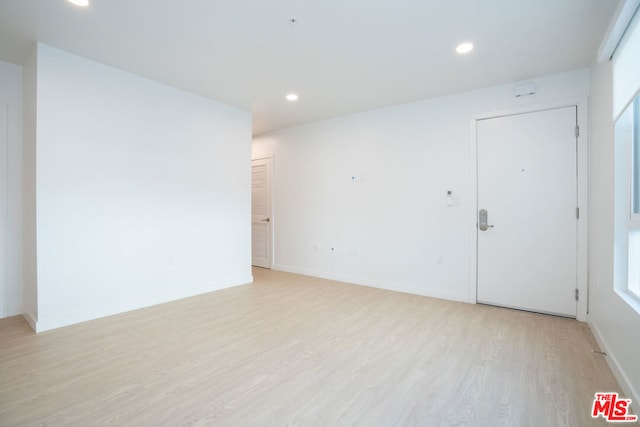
xmin=0 ymin=0 xmax=620 ymax=135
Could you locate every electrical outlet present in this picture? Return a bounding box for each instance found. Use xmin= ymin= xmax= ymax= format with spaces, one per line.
xmin=436 ymin=256 xmax=444 ymax=265
xmin=330 ymin=246 xmax=336 ymax=254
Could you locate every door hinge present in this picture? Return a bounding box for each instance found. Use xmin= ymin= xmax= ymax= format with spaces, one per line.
xmin=575 ymin=289 xmax=580 ymax=301
xmin=576 ymin=207 xmax=580 ymax=219
xmin=575 ymin=125 xmax=580 ymax=138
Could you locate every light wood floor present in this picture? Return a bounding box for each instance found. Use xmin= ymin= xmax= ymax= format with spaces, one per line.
xmin=0 ymin=268 xmax=627 ymax=426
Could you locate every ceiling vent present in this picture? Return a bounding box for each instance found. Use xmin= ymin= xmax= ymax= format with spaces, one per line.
xmin=514 ymin=83 xmax=536 ymax=98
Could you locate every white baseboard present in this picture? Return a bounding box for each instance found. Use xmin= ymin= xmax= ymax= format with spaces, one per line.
xmin=589 ymin=319 xmax=640 ymax=414
xmin=272 ymin=264 xmax=470 ymax=303
xmin=22 ymin=311 xmax=37 ymax=332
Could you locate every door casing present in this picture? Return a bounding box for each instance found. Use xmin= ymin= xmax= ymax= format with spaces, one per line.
xmin=0 ymin=103 xmax=7 ymax=319
xmin=468 ymin=98 xmax=589 ymax=321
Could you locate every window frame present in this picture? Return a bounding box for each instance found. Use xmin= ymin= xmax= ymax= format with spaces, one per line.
xmin=629 ymin=96 xmax=640 ymax=302
xmin=615 ymin=92 xmax=640 ymax=311
xmin=632 ymin=96 xmax=640 ymax=216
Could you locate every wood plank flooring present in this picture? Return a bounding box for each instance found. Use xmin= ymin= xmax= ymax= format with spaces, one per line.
xmin=0 ymin=268 xmax=628 ymax=426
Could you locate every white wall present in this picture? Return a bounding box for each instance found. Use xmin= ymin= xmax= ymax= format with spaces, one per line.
xmin=0 ymin=58 xmax=23 ymax=318
xmin=588 ymin=59 xmax=640 ymax=406
xmin=253 ymin=69 xmax=590 ymax=303
xmin=28 ymin=44 xmax=252 ymax=332
xmin=22 ymin=47 xmax=38 ymax=325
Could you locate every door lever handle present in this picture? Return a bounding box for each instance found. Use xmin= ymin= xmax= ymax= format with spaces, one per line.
xmin=478 ymin=209 xmax=494 ymax=231
xmin=261 ymin=218 xmax=270 ymax=222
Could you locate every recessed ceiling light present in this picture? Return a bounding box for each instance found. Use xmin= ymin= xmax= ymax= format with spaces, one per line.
xmin=456 ymin=42 xmax=474 ymax=54
xmin=286 ymin=93 xmax=299 ymax=102
xmin=67 ymin=0 xmax=90 ymax=7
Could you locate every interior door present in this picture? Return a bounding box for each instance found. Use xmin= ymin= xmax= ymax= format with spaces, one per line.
xmin=251 ymin=158 xmax=272 ymax=268
xmin=477 ymin=107 xmax=578 ymax=317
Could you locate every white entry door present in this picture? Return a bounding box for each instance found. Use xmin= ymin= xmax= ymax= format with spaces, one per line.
xmin=477 ymin=107 xmax=578 ymax=317
xmin=251 ymin=158 xmax=272 ymax=268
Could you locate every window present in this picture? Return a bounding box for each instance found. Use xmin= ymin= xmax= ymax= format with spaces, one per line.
xmin=616 ymin=93 xmax=640 ymax=307
xmin=630 ymin=96 xmax=640 ymax=300
xmin=633 ymin=95 xmax=640 ymax=215
xmin=630 ymin=231 xmax=640 ymax=297
xmin=607 ymin=0 xmax=639 ymax=311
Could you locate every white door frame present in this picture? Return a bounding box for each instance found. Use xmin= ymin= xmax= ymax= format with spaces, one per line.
xmin=252 ymin=155 xmax=274 ymax=268
xmin=468 ymin=98 xmax=589 ymax=321
xmin=0 ymin=103 xmax=7 ymax=319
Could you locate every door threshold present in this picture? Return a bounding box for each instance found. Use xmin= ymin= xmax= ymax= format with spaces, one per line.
xmin=477 ymin=302 xmax=577 ymax=319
